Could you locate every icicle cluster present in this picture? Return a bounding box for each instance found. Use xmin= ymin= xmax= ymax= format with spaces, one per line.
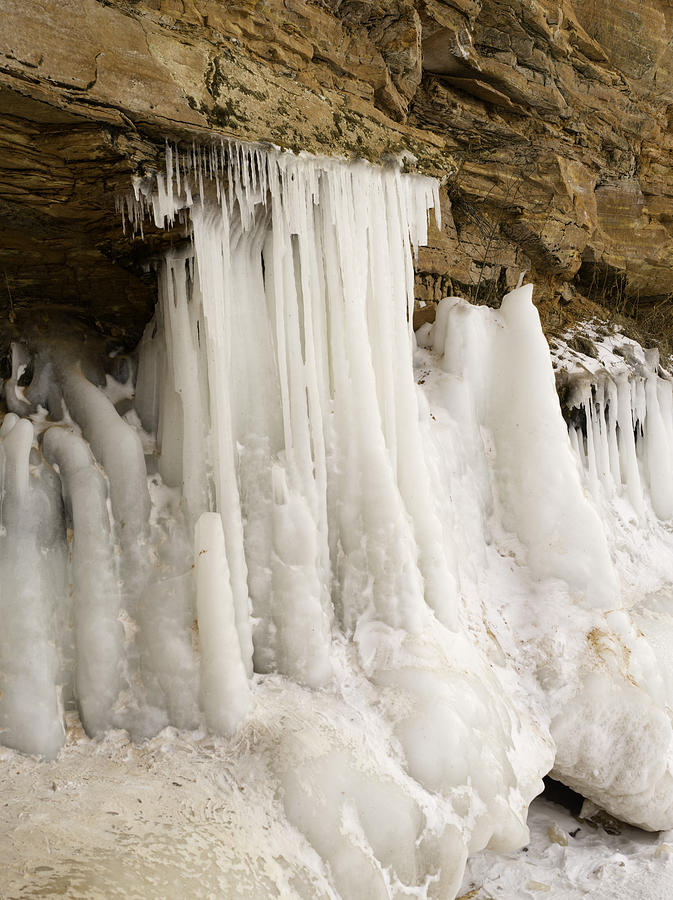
xmin=557 ymin=335 xmax=673 ymax=521
xmin=133 ymin=141 xmax=458 ymax=679
xmin=120 ymin=140 xmax=439 ymax=255
xmin=0 ymin=339 xmax=201 ymax=760
xmin=1 ymin=142 xmax=453 ymax=760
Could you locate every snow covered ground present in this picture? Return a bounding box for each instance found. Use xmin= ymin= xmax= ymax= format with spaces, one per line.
xmin=0 ymin=713 xmax=339 ymax=900
xmin=461 ymin=795 xmax=673 ymax=900
xmin=2 ymin=724 xmax=672 ymax=900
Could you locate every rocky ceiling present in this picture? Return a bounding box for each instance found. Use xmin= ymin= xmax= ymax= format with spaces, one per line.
xmin=0 ymin=0 xmax=451 ymax=347
xmin=0 ymin=88 xmax=164 ymax=346
xmin=1 ymin=0 xmax=673 ymax=348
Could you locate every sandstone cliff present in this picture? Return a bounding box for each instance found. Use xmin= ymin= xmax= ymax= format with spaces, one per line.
xmin=0 ymin=0 xmax=672 ymax=345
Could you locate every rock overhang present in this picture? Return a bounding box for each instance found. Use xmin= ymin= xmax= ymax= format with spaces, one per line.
xmin=0 ymin=0 xmax=455 ymax=347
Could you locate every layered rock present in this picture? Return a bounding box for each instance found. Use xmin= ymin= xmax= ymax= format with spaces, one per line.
xmin=0 ymin=0 xmax=672 ymax=340
xmin=0 ymin=0 xmax=448 ymax=343
xmin=413 ymin=0 xmax=673 ymax=327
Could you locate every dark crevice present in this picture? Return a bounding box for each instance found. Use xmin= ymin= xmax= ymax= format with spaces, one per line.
xmin=542 ymin=775 xmax=585 ymax=816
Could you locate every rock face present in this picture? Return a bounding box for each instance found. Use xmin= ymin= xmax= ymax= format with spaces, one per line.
xmin=0 ymin=0 xmax=672 ymax=342
xmin=412 ymin=0 xmax=673 ymax=320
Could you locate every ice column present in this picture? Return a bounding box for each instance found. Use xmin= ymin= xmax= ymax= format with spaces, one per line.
xmin=431 ymin=286 xmax=617 ymax=607
xmin=194 ymin=513 xmax=250 ymax=736
xmin=0 ymin=416 xmax=66 ymax=759
xmin=42 ymin=427 xmax=123 ymax=737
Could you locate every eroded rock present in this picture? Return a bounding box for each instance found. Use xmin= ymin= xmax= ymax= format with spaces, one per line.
xmin=0 ymin=0 xmax=673 ymax=342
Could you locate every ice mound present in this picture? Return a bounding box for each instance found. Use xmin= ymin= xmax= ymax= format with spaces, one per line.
xmin=428 ymin=289 xmax=616 ymax=606
xmin=418 ymin=298 xmax=673 ymax=833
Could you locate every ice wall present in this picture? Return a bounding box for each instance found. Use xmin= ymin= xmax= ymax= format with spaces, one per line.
xmin=5 ymin=139 xmax=673 ymax=896
xmin=130 ymin=148 xmax=551 ymax=890
xmin=0 ymin=144 xmax=554 ymax=898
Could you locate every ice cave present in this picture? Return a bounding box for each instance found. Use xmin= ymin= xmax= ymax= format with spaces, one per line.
xmin=3 ymin=133 xmax=673 ymax=898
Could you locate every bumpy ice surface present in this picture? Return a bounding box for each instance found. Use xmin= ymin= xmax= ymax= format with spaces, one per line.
xmin=2 ymin=143 xmax=673 ymax=897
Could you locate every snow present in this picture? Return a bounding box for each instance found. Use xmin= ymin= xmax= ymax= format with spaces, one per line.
xmin=1 ymin=731 xmax=671 ymax=899
xmin=3 ymin=140 xmax=673 ymax=897
xmin=461 ymin=795 xmax=673 ymax=899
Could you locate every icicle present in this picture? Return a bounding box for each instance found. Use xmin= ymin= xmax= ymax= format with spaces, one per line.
xmin=134 ymin=316 xmax=164 ymax=435
xmin=593 ymin=383 xmax=613 ymax=492
xmin=616 ymin=374 xmax=644 ymax=516
xmin=569 ymin=423 xmax=581 ymax=463
xmin=42 ymin=426 xmax=123 ymax=737
xmin=158 ymin=254 xmax=210 ymax=522
xmin=175 ymin=141 xmax=181 ymax=196
xmin=165 ymin=141 xmax=175 ymax=215
xmin=605 ymin=378 xmax=621 ymax=488
xmin=583 ymin=386 xmax=599 ymax=493
xmin=644 ymin=374 xmax=673 ymax=519
xmin=194 ymin=513 xmax=250 ymax=736
xmin=0 ymin=417 xmax=66 ymax=759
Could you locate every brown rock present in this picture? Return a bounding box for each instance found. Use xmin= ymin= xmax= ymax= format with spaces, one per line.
xmin=0 ymin=0 xmax=672 ymax=345
xmin=412 ymin=0 xmax=673 ymax=322
xmin=0 ymin=0 xmax=451 ymax=343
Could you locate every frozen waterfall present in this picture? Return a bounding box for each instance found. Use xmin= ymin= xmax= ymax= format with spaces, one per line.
xmin=4 ymin=140 xmax=673 ymax=896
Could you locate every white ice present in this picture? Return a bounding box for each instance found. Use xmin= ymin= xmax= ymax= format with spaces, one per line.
xmin=3 ymin=140 xmax=673 ymax=898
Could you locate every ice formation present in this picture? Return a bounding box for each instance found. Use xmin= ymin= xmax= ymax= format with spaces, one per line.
xmin=4 ymin=140 xmax=673 ymax=896
xmin=548 ymin=330 xmax=673 ymax=829
xmin=419 ymin=301 xmax=673 ymax=832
